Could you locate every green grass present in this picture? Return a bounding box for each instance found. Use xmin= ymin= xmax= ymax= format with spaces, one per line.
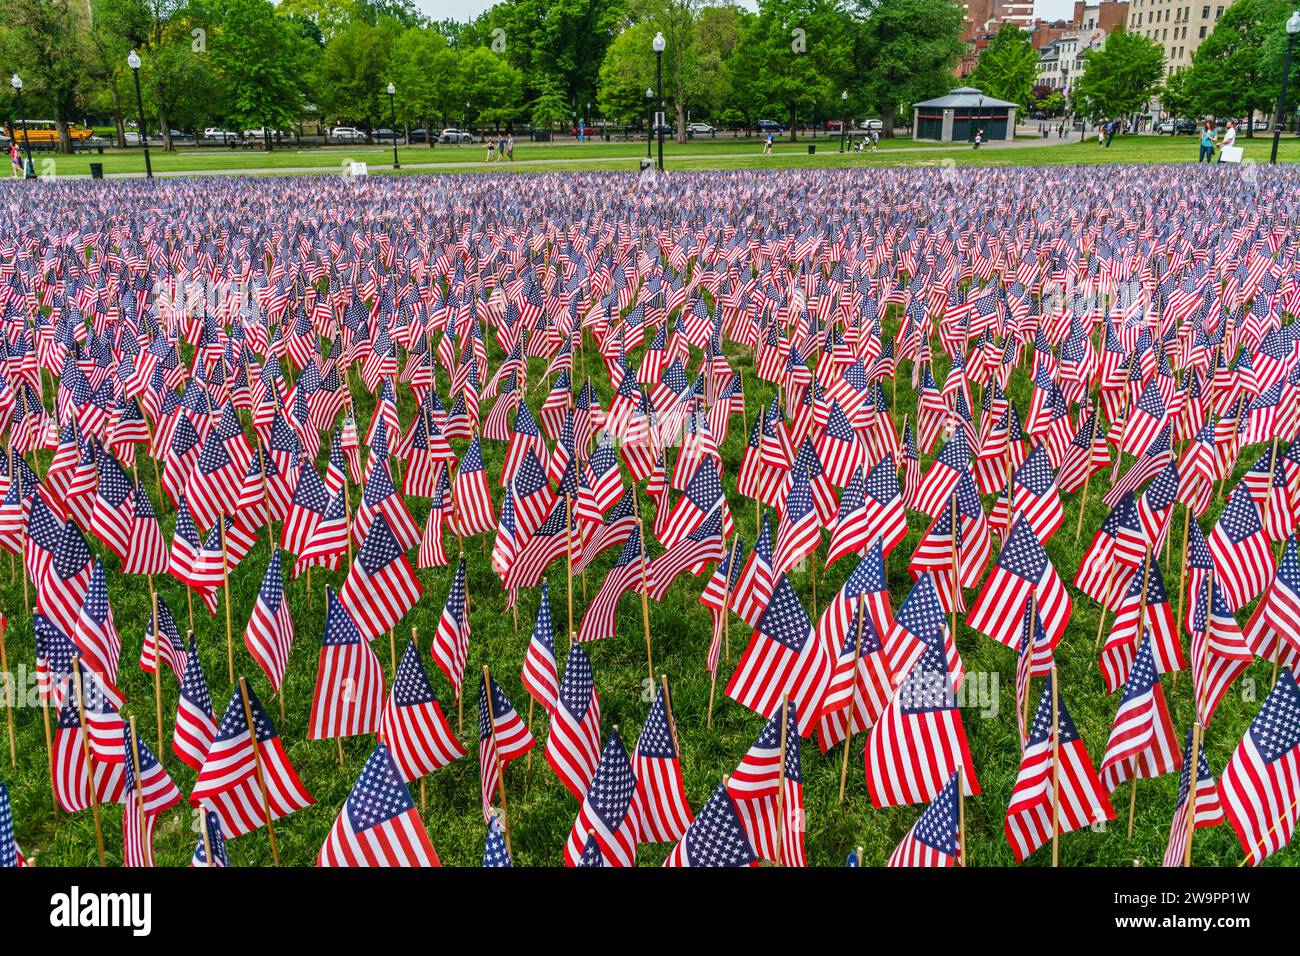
xmin=2 ymin=294 xmax=1289 ymax=869
xmin=27 ymin=130 xmax=1300 ymax=178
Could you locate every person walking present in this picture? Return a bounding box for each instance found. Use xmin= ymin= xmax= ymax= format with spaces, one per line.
xmin=870 ymin=129 xmax=878 ymax=152
xmin=763 ymin=132 xmax=773 ymax=155
xmin=1104 ymin=119 xmax=1116 ymax=148
xmin=973 ymin=128 xmax=982 ymax=150
xmin=1198 ymin=122 xmax=1215 ymax=163
xmin=9 ymin=140 xmax=21 ymax=179
xmin=506 ymin=134 xmax=514 ymax=161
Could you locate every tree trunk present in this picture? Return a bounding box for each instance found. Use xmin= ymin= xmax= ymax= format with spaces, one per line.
xmin=882 ymin=112 xmax=896 ymax=139
xmin=675 ymin=100 xmax=686 ymax=145
xmin=1245 ymin=109 xmax=1254 ymax=138
xmin=159 ymin=106 xmax=172 ymax=151
xmin=425 ymin=118 xmax=434 ymax=148
xmin=789 ymin=104 xmax=797 ymax=141
xmin=57 ymin=120 xmax=71 ymax=156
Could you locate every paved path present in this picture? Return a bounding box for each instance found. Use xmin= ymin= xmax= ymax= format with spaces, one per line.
xmin=77 ymin=128 xmax=1070 ymax=180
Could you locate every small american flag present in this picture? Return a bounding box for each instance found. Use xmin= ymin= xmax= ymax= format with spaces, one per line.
xmin=309 ymin=587 xmax=385 ymax=740
xmin=378 ymin=634 xmax=465 ymax=783
xmin=632 ymin=686 xmax=693 ymax=843
xmin=244 ymin=549 xmax=294 ymax=694
xmin=887 ymin=771 xmax=962 ymax=867
xmin=339 ymin=513 xmax=422 ymax=642
xmin=545 ymin=643 xmax=602 ymax=801
xmin=663 ymin=783 xmax=757 ymax=867
xmin=564 ymin=727 xmax=639 ymax=866
xmin=478 ymin=670 xmax=535 ymax=820
xmin=318 ymin=743 xmax=440 ymax=867
xmin=1162 ymin=730 xmax=1225 ymax=867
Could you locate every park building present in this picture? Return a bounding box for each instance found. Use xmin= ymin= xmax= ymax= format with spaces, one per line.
xmin=912 ymin=87 xmax=1019 ymax=142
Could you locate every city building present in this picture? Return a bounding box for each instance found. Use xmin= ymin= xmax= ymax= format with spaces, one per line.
xmin=1126 ymin=0 xmax=1234 ymax=74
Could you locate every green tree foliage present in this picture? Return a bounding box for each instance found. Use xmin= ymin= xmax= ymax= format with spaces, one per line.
xmin=1072 ymin=28 xmax=1164 ymax=120
xmin=1 ymin=0 xmax=92 ymax=153
xmin=848 ymin=0 xmax=964 ymax=136
xmin=1185 ymin=0 xmax=1297 ymax=134
xmin=389 ymin=26 xmax=458 ymax=140
xmin=969 ymin=23 xmax=1038 ymax=112
xmin=1158 ymin=67 xmax=1195 ymax=120
xmin=313 ymin=16 xmax=398 ymax=132
xmin=460 ymin=46 xmax=525 ymax=130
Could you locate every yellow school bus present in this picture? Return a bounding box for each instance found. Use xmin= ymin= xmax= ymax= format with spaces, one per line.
xmin=3 ymin=120 xmax=94 ymax=148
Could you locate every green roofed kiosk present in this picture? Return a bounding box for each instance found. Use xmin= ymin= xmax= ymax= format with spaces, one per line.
xmin=912 ymin=87 xmax=1017 ymax=143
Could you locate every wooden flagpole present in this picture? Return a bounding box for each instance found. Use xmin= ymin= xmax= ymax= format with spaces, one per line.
xmin=950 ymin=491 xmax=960 ymax=639
xmin=1183 ymin=568 xmax=1216 ymax=866
xmin=660 ymin=674 xmax=681 ymax=757
xmin=36 ymin=607 xmax=54 ymax=808
xmin=72 ymin=657 xmax=107 ymax=866
xmin=238 ymin=676 xmax=280 ymax=866
xmin=198 ymin=803 xmax=214 ymax=867
xmin=1127 ymin=549 xmax=1154 ymax=841
xmin=16 ymin=459 xmax=27 ymax=613
xmin=838 ymin=597 xmax=865 ymax=803
xmin=483 ymin=664 xmax=513 ymax=857
xmin=1075 ymin=391 xmax=1102 ymax=541
xmin=565 ymin=493 xmax=575 ymax=640
xmin=957 ymin=764 xmax=966 ymax=867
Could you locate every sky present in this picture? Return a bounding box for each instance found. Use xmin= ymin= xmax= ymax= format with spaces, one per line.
xmin=419 ymin=0 xmax=1076 ymax=23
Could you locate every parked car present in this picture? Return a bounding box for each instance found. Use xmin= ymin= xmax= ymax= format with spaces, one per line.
xmin=825 ymin=119 xmax=843 ymax=131
xmin=408 ymin=128 xmax=437 ymax=144
xmin=204 ymin=127 xmax=240 ymax=144
xmin=756 ymin=119 xmax=783 ymax=133
xmin=859 ymin=118 xmax=883 ymax=131
xmin=1156 ymin=120 xmax=1176 ymax=134
xmin=651 ymin=122 xmax=676 ymax=136
xmin=243 ymin=128 xmax=284 ymax=141
xmin=372 ymin=128 xmax=401 ymax=143
xmin=74 ymin=135 xmax=107 ymax=153
xmin=686 ymin=122 xmax=715 ymax=134
xmin=439 ymin=128 xmax=474 ymax=143
xmin=1174 ymin=118 xmax=1198 ymax=134
xmin=331 ymin=126 xmax=367 ymax=144
xmin=1253 ymin=119 xmax=1270 ymax=131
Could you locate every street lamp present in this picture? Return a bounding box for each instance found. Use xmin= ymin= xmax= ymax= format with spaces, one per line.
xmin=646 ymin=87 xmax=654 ymax=159
xmin=1270 ymin=10 xmax=1300 ymax=165
xmin=653 ymin=30 xmax=666 ymax=171
xmin=9 ymin=75 xmax=32 ymax=180
xmin=840 ymin=90 xmax=848 ymax=152
xmin=126 ymin=50 xmax=153 ymax=180
xmin=386 ymin=82 xmax=400 ymax=170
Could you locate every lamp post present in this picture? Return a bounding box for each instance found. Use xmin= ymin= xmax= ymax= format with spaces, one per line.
xmin=1270 ymin=11 xmax=1300 ymax=165
xmin=653 ymin=31 xmax=666 ymax=171
xmin=646 ymin=87 xmax=654 ymax=159
xmin=386 ymin=82 xmax=400 ymax=170
xmin=127 ymin=50 xmax=153 ymax=180
xmin=9 ymin=75 xmax=33 ymax=179
xmin=840 ymin=90 xmax=848 ymax=152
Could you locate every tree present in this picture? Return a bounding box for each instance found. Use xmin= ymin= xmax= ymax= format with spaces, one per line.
xmin=459 ymin=45 xmax=524 ymax=131
xmin=848 ymin=0 xmax=963 ymax=137
xmin=314 ymin=16 xmax=398 ymax=133
xmin=969 ymin=23 xmax=1037 ymax=112
xmin=390 ymin=26 xmax=458 ymax=141
xmin=1158 ymin=67 xmax=1195 ymax=120
xmin=723 ymin=0 xmax=851 ymax=140
xmin=1185 ymin=0 xmax=1297 ymax=136
xmin=1072 ymin=28 xmax=1164 ymax=121
xmin=1 ymin=0 xmax=92 ymax=153
xmin=530 ymin=79 xmax=571 ymax=130
xmin=199 ymin=0 xmax=313 ymax=149
xmin=597 ymin=21 xmax=657 ymax=124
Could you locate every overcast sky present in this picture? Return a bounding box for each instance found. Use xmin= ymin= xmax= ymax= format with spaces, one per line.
xmin=419 ymin=0 xmax=1076 ymax=24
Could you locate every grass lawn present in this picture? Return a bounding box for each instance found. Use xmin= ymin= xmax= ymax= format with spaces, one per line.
xmin=1 ymin=289 xmax=1288 ymax=868
xmin=28 ymin=130 xmax=1297 ymax=178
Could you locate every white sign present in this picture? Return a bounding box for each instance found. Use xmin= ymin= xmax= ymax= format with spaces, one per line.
xmin=1219 ymin=145 xmax=1243 ymax=164
xmin=348 ymin=161 xmax=369 ymax=176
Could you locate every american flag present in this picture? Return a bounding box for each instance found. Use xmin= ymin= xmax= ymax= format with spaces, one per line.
xmin=339 ymin=513 xmax=422 ymax=642
xmin=1189 ymin=573 xmax=1254 ymax=727
xmin=309 ymin=586 xmax=385 ymax=740
xmin=72 ymin=559 xmax=121 ymax=689
xmin=1162 ymin=730 xmax=1225 ymax=867
xmin=40 ymin=519 xmax=94 ymax=640
xmin=1099 ymin=632 xmax=1181 ymax=793
xmin=825 ymin=464 xmax=872 ymax=569
xmin=0 ymin=781 xmax=26 ymax=867
xmin=190 ymin=810 xmax=229 ymax=868
xmin=192 ymin=681 xmax=314 ymax=838
xmin=318 ymin=743 xmax=440 ymax=867
xmin=545 ymin=643 xmax=602 ymax=801
xmin=575 ymin=521 xmax=649 ymax=644
xmin=378 ymin=634 xmax=465 ymax=782
xmin=482 ymin=814 xmax=512 ymax=867
xmin=522 ymin=582 xmax=559 ymax=715
xmin=1004 ymin=673 xmax=1114 ymax=862
xmin=174 ymin=633 xmax=216 ymax=771
xmin=813 ymin=400 xmax=864 ymax=488
xmin=731 ymin=511 xmax=775 ymax=628
xmin=123 ymin=481 xmax=168 ymax=576
xmin=967 ymin=516 xmax=1070 ymax=651
xmin=659 ymin=457 xmax=729 ymax=551
xmin=452 ymin=436 xmax=496 ymax=535
xmin=51 ymin=667 xmax=125 ymax=813
xmin=122 ymin=722 xmax=182 ymax=867
xmin=727 ymin=701 xmax=805 ymax=865
xmin=478 ymin=670 xmax=535 ymax=820
xmin=244 ymin=548 xmax=294 ymax=694
xmin=886 ymin=771 xmax=962 ymax=867
xmin=662 ymin=782 xmax=757 ymax=867
xmin=1245 ymin=534 xmax=1300 ymax=672
xmin=564 ymin=728 xmax=639 ymax=866
xmin=1220 ymin=668 xmax=1300 ymax=866
xmin=1208 ymin=484 xmax=1275 ymax=611
xmin=725 ymin=573 xmax=831 ymax=736
xmin=281 ymin=464 xmax=331 ymax=556
xmin=632 ymin=686 xmax=693 ymax=843
xmin=431 ymin=554 xmax=471 ymax=696
xmin=866 ymin=574 xmax=979 ymax=808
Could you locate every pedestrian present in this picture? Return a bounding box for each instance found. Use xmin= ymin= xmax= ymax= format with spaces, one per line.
xmin=1218 ymin=119 xmax=1236 ymax=161
xmin=506 ymin=134 xmax=514 ymax=161
xmin=1198 ymin=122 xmax=1215 ymax=163
xmin=763 ymin=132 xmax=773 ymax=155
xmin=485 ymin=137 xmax=494 ymax=162
xmin=973 ymin=128 xmax=982 ymax=150
xmin=9 ymin=140 xmax=21 ymax=179
xmin=870 ymin=130 xmax=878 ymax=152
xmin=496 ymin=136 xmax=505 ymax=160
xmin=1104 ymin=120 xmax=1116 ymax=148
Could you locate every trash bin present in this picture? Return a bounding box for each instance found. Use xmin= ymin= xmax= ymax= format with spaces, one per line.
xmin=89 ymin=163 xmax=104 ymax=180
xmin=808 ymin=144 xmax=816 ymax=154
xmin=639 ymin=158 xmax=654 ymax=173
